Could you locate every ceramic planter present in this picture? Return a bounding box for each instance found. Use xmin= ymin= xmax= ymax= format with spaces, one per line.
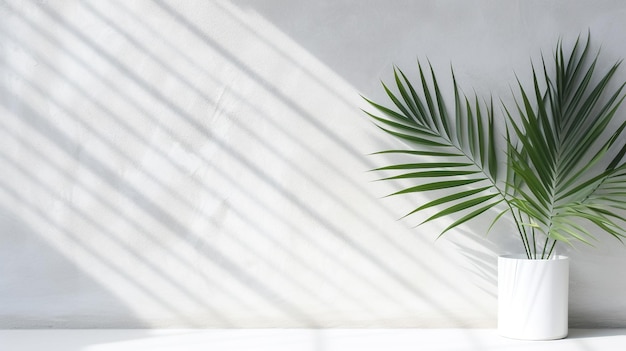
xmin=497 ymin=254 xmax=569 ymax=340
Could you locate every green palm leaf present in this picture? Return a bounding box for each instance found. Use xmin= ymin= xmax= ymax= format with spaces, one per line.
xmin=365 ymin=34 xmax=626 ymax=258
xmin=506 ymin=34 xmax=626 ymax=250
xmin=364 ymin=61 xmax=507 ymax=242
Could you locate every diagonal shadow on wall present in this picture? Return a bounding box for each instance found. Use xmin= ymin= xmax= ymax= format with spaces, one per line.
xmin=0 ymin=0 xmax=506 ymax=329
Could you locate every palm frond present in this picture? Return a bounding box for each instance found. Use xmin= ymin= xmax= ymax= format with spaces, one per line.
xmin=364 ymin=61 xmax=506 ymax=238
xmin=507 ymin=33 xmax=626 ymax=246
xmin=365 ymin=34 xmax=626 ymax=258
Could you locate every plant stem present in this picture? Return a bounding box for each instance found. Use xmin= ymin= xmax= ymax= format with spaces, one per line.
xmin=531 ymin=225 xmax=537 ymax=259
xmin=541 ymin=236 xmax=550 ymax=259
xmin=546 ymin=239 xmax=558 ymax=259
xmin=511 ymin=209 xmax=532 ymax=259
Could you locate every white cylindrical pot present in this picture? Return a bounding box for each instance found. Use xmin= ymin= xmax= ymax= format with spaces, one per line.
xmin=498 ymin=255 xmax=569 ymax=340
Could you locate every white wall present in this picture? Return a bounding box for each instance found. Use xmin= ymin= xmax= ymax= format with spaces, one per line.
xmin=1 ymin=0 xmax=626 ymax=328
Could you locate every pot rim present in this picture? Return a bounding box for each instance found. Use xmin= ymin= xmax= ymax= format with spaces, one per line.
xmin=499 ymin=254 xmax=569 ymax=261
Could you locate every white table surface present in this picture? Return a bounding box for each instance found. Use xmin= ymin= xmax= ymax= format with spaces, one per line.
xmin=2 ymin=329 xmax=626 ymax=351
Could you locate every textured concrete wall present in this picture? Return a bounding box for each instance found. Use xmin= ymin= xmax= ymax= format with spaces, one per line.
xmin=1 ymin=0 xmax=626 ymax=328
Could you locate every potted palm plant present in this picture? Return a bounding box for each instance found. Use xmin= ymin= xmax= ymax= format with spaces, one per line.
xmin=364 ymin=35 xmax=626 ymax=340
